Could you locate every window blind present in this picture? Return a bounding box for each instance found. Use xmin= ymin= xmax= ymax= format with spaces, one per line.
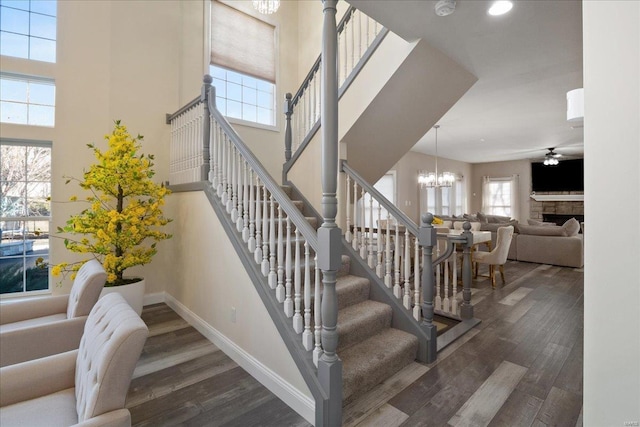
xmin=210 ymin=1 xmax=276 ymax=83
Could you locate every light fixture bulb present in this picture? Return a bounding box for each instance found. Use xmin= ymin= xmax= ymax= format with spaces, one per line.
xmin=488 ymin=0 xmax=513 ymax=16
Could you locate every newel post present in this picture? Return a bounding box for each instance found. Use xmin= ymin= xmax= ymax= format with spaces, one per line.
xmin=317 ymin=0 xmax=343 ymax=425
xmin=284 ymin=92 xmax=293 ymax=162
xmin=460 ymin=221 xmax=474 ymax=320
xmin=201 ymin=75 xmax=213 ymax=182
xmin=419 ymin=213 xmax=438 ymax=363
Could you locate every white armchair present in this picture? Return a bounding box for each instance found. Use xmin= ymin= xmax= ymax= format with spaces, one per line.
xmin=0 ymin=293 xmax=148 ymax=427
xmin=474 ymin=225 xmax=515 ymax=288
xmin=0 ymin=259 xmax=107 ymax=367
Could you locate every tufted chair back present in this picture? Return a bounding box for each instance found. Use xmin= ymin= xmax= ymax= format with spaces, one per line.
xmin=66 ymin=259 xmax=108 ymax=319
xmin=75 ymin=293 xmax=148 ymax=422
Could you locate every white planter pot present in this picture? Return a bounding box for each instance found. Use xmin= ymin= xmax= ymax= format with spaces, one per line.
xmin=100 ymin=278 xmax=145 ymax=316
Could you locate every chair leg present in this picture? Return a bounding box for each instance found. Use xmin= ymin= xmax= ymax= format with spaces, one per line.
xmin=499 ymin=264 xmax=506 ymax=284
xmin=474 ymin=262 xmax=478 ymax=278
xmin=490 ymin=265 xmax=496 ymax=289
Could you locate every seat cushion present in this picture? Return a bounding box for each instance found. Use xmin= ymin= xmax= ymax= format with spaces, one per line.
xmin=0 ymin=388 xmax=77 ymax=427
xmin=0 ymin=314 xmax=67 ymax=333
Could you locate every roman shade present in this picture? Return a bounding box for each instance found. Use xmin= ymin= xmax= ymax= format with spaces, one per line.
xmin=210 ymin=0 xmax=276 ymax=83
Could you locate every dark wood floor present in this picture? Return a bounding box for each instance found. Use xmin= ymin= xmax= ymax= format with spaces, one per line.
xmin=127 ymin=260 xmax=583 ymax=426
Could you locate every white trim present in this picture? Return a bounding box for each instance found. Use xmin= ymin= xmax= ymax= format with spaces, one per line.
xmin=530 ymin=194 xmax=584 ymax=202
xmin=162 ymin=292 xmax=315 ymax=424
xmin=142 ymin=292 xmax=165 ymax=307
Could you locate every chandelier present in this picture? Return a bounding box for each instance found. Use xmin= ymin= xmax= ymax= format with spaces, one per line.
xmin=252 ymin=0 xmax=280 ymax=14
xmin=419 ymin=125 xmax=455 ymax=188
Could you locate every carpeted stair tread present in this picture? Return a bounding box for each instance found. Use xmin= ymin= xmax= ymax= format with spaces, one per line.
xmin=281 ymin=185 xmax=293 ymax=197
xmin=337 ymin=300 xmax=392 ymax=352
xmin=341 ymin=328 xmax=419 ymax=405
xmin=335 ymin=275 xmax=370 ymax=310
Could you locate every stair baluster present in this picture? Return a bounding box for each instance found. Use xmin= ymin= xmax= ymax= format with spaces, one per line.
xmin=284 ymin=216 xmax=293 ymax=316
xmin=384 ymin=211 xmax=392 ymax=288
xmin=260 ymin=185 xmax=270 ymax=274
xmin=303 ymin=242 xmax=313 ymax=350
xmin=268 ymin=194 xmax=277 ymax=288
xmin=345 ymin=174 xmax=352 ymax=243
xmin=368 ymin=195 xmax=375 ymax=268
xmin=376 ymin=203 xmax=383 ymax=278
xmin=248 ymin=169 xmax=256 ymax=251
xmin=413 ymin=239 xmax=421 ymax=320
xmin=403 ymin=230 xmax=411 ymax=310
xmin=393 ymin=220 xmax=401 ymax=299
xmin=352 ymin=180 xmax=359 ymax=251
xmin=276 ymin=205 xmax=285 ymax=302
xmin=293 ymin=228 xmax=303 ymax=331
xmin=313 ymin=256 xmax=322 ymax=366
xmin=254 ymin=175 xmax=262 ymax=262
xmin=359 ymin=188 xmax=366 ymax=259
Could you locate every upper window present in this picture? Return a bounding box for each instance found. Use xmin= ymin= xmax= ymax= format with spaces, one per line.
xmin=0 ymin=0 xmax=57 ymax=63
xmin=1 ymin=140 xmax=51 ymax=295
xmin=210 ymin=0 xmax=276 ymax=127
xmin=0 ymin=73 xmax=55 ymax=126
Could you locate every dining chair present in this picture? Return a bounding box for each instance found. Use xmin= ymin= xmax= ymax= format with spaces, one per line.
xmin=473 ymin=225 xmax=514 ymax=288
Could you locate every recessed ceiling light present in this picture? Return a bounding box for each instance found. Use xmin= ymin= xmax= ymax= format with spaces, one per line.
xmin=488 ymin=0 xmax=513 ymax=16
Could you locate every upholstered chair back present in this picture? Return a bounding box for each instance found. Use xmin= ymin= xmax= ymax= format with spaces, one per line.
xmin=484 ymin=225 xmax=515 ymax=264
xmin=75 ymin=293 xmax=148 ymax=422
xmin=66 ymin=259 xmax=108 ymax=319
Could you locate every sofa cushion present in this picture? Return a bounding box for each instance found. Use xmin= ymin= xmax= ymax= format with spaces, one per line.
xmin=476 ymin=212 xmax=488 ymax=223
xmin=0 ymin=388 xmax=77 ymax=427
xmin=527 ymin=219 xmax=555 ymax=226
xmin=518 ymin=224 xmax=566 ymax=236
xmin=487 ymin=214 xmax=512 ymax=223
xmin=562 ymin=218 xmax=580 ymax=237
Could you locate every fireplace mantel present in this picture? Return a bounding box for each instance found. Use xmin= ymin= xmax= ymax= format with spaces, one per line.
xmin=530 ymin=194 xmax=584 ymax=202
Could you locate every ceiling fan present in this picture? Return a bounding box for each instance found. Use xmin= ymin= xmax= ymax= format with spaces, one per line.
xmin=542 ymin=148 xmax=561 ymax=166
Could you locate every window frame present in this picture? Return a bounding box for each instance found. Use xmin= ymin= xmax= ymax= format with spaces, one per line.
xmin=1 ymin=138 xmax=52 ymax=298
xmin=484 ymin=177 xmax=513 ymax=217
xmin=0 ymin=72 xmax=56 ymax=127
xmin=420 ymin=174 xmax=465 ymax=216
xmin=0 ymin=0 xmax=57 ymax=63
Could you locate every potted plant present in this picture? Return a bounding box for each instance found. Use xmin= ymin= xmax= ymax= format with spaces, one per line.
xmin=53 ymin=120 xmax=171 ymax=314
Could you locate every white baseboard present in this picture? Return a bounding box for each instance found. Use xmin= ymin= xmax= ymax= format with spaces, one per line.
xmin=162 ymin=292 xmax=315 ymax=425
xmin=143 ymin=292 xmax=165 ymax=306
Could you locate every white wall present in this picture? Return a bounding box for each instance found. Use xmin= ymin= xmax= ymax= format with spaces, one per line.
xmin=583 ymin=1 xmax=640 ymax=425
xmin=470 ymin=159 xmax=531 ymax=222
xmin=166 ymin=191 xmax=313 ymax=420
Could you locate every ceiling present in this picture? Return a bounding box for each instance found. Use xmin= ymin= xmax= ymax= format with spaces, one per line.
xmin=348 ymin=0 xmax=584 ymax=164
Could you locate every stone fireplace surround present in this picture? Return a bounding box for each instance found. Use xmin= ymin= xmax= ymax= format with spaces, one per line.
xmin=529 ymin=191 xmax=584 ymax=223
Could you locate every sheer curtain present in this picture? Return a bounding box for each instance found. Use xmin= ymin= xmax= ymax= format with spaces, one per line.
xmin=482 ymin=175 xmax=520 ymax=219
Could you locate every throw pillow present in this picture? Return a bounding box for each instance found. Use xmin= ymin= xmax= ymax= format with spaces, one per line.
xmin=476 ymin=212 xmax=488 ymax=223
xmin=562 ymin=217 xmax=580 ymax=237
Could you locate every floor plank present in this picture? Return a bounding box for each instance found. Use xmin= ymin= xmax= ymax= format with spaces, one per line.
xmin=498 ymin=287 xmax=534 ymax=306
xmin=533 ymin=386 xmax=583 ymax=426
xmin=355 ymin=404 xmax=409 ymax=427
xmin=448 ymin=360 xmax=528 ymax=427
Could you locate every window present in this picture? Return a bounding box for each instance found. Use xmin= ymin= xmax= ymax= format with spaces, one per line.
xmin=0 ymin=0 xmax=57 ymax=63
xmin=1 ymin=74 xmax=55 ymax=126
xmin=1 ymin=140 xmax=51 ymax=295
xmin=481 ymin=175 xmax=519 ymax=218
xmin=361 ymin=173 xmax=396 ymax=228
xmin=210 ymin=0 xmax=276 ymax=127
xmin=210 ymin=64 xmax=274 ymax=126
xmin=420 ymin=175 xmax=465 ymax=216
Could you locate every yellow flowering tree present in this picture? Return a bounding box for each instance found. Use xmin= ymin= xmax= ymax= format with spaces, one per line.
xmin=54 ymin=120 xmax=171 ymax=286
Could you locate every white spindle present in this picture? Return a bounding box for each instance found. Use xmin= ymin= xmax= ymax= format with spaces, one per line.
xmin=435 ymin=242 xmax=442 ymax=311
xmin=276 ymin=205 xmax=285 ymax=301
xmin=217 ymin=125 xmax=224 ymax=196
xmin=385 ymin=211 xmax=392 ymax=288
xmin=359 ymin=188 xmax=367 ymax=260
xmin=221 ymin=135 xmax=228 ymax=203
xmin=293 ymin=229 xmax=303 ymax=333
xmin=352 ymin=181 xmax=359 ymax=251
xmin=254 ymin=177 xmax=263 ymax=263
xmin=403 ymin=230 xmax=411 ymax=310
xmin=443 ymin=255 xmax=450 ymax=313
xmin=284 ymin=217 xmax=293 ymax=317
xmin=376 ymin=203 xmax=383 ymax=278
xmin=368 ymin=195 xmax=375 ymax=268
xmin=452 ymin=247 xmax=459 ymax=315
xmin=227 ymin=145 xmax=235 ymax=214
xmin=210 ymin=121 xmax=217 ymax=186
xmin=236 ymin=156 xmax=244 ymax=231
xmin=303 ymin=243 xmax=313 ymax=350
xmin=241 ymin=162 xmax=248 ymax=236
xmin=345 ymin=174 xmax=352 ymax=243
xmin=248 ymin=169 xmax=256 ymax=251
xmin=413 ymin=239 xmax=421 ymax=320
xmin=268 ymin=194 xmax=277 ymax=288
xmin=261 ymin=186 xmax=270 ymax=275
xmin=394 ymin=220 xmax=402 ymax=299
xmin=313 ymin=258 xmax=322 ymax=366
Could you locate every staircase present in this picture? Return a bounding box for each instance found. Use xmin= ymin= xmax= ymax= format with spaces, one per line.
xmin=282 ymin=186 xmax=419 ymax=406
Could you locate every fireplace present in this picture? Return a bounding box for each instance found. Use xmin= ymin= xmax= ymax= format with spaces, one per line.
xmin=543 ymin=213 xmax=584 ymax=227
